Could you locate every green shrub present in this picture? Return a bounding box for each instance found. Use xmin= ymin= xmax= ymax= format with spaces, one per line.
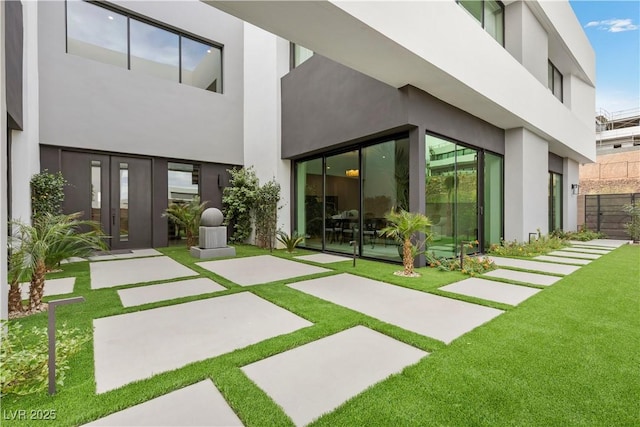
xmin=565 ymin=225 xmax=606 ymax=241
xmin=426 ymin=242 xmax=496 ymax=276
xmin=223 ymin=167 xmax=259 ymax=243
xmin=31 ymin=170 xmax=67 ymax=221
xmin=488 ymin=231 xmax=567 ymax=257
xmin=254 ymin=180 xmax=281 ymax=251
xmin=1 ymin=321 xmax=89 ymax=396
xmin=622 ymin=202 xmax=640 ymax=242
xmin=276 ymin=230 xmax=304 ymax=253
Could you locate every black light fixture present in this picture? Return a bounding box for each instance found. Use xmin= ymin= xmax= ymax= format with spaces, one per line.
xmin=571 ymin=184 xmax=580 ymax=195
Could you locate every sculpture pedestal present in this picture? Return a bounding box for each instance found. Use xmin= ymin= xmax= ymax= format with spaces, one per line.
xmin=190 ymin=225 xmax=235 ymax=259
xmin=190 ymin=246 xmax=236 ymax=259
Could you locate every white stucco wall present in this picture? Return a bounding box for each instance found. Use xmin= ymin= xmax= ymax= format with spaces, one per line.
xmin=243 ymin=23 xmax=291 ymax=236
xmin=504 ymin=127 xmax=550 ymax=241
xmin=505 ymin=2 xmax=548 ymax=87
xmin=38 ymin=1 xmax=244 ymax=165
xmin=1 ymin=0 xmax=8 ymax=320
xmin=11 ymin=0 xmax=40 ymax=223
xmin=563 ymin=157 xmax=579 ymax=232
xmin=565 ymin=74 xmax=596 ymax=129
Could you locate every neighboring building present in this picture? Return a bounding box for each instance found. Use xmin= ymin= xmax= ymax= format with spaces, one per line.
xmin=2 ymin=0 xmax=596 ymax=284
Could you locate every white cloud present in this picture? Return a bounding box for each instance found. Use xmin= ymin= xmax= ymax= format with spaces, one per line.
xmin=585 ymin=18 xmax=639 ymax=32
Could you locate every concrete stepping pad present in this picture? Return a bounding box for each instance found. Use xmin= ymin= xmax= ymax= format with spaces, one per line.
xmin=568 ymin=240 xmax=626 ymax=248
xmin=61 ymin=257 xmax=86 ymax=264
xmin=534 ymin=255 xmax=591 ymax=265
xmin=288 ymin=273 xmax=503 ymax=344
xmin=197 ymin=255 xmax=329 ymax=286
xmin=242 ymin=326 xmax=427 ymax=426
xmin=561 ymin=247 xmax=610 ymax=255
xmin=88 ymin=248 xmax=163 ymax=262
xmin=117 ymin=278 xmax=226 ymax=307
xmin=487 ymin=256 xmax=579 ymax=275
xmin=90 ymin=256 xmax=198 ymax=289
xmin=483 ymin=269 xmax=561 ymax=286
xmin=19 ymin=277 xmax=75 ymax=300
xmin=93 ymin=292 xmax=312 ymax=393
xmin=83 ymin=380 xmax=243 ymax=426
xmin=568 ymin=243 xmax=612 ymax=251
xmin=439 ymin=278 xmax=541 ymax=306
xmin=294 ymin=253 xmax=351 ymax=264
xmin=548 ymin=251 xmax=601 ymax=260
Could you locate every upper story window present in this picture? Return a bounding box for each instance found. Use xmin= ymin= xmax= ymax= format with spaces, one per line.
xmin=291 ymin=43 xmax=313 ymax=69
xmin=457 ymin=0 xmax=504 ymax=46
xmin=66 ymin=0 xmax=223 ymax=93
xmin=548 ymin=60 xmax=563 ymax=102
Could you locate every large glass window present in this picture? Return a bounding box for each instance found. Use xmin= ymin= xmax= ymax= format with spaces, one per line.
xmin=325 ymin=150 xmax=360 ymax=255
xmin=549 ymin=172 xmax=563 ymax=231
xmin=167 ymin=163 xmax=200 ymax=243
xmin=484 ymin=152 xmax=503 ymax=249
xmin=66 ymin=0 xmax=222 ymax=93
xmin=119 ymin=163 xmax=129 ymax=242
xmin=296 ymin=158 xmax=324 ymax=250
xmin=426 ymin=135 xmax=479 ymax=258
xmin=91 ymin=160 xmax=102 ymax=223
xmin=458 ymin=0 xmax=504 ymax=45
xmin=66 ymin=0 xmax=128 ymax=68
xmin=548 ymin=61 xmax=563 ymax=102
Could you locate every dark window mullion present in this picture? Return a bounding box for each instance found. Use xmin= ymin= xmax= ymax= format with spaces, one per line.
xmin=127 ymin=17 xmax=131 ymax=70
xmin=179 ymin=36 xmax=183 ymax=83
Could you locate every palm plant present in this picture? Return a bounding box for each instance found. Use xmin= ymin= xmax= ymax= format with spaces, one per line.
xmin=380 ymin=209 xmax=432 ymax=276
xmin=276 ymin=230 xmax=305 ymax=253
xmin=10 ymin=212 xmax=107 ymax=313
xmin=163 ymin=196 xmax=208 ymax=248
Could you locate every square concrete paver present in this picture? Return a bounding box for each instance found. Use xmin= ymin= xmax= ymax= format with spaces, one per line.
xmin=534 ymin=255 xmax=591 ymax=265
xmin=483 ymin=269 xmax=561 ymax=286
xmin=487 ymin=256 xmax=579 ymax=275
xmin=242 ymin=326 xmax=427 ymax=426
xmin=19 ymin=277 xmax=76 ymax=300
xmin=561 ymin=247 xmax=610 ymax=255
xmin=90 ymin=256 xmax=198 ymax=289
xmin=440 ymin=278 xmax=541 ymax=306
xmin=117 ymin=278 xmax=227 ymax=307
xmin=197 ymin=255 xmax=329 ymax=286
xmin=84 ymin=380 xmax=242 ymax=426
xmin=288 ymin=273 xmax=503 ymax=344
xmin=568 ymin=240 xmax=626 ymax=248
xmin=94 ymin=292 xmax=312 ymax=393
xmin=548 ymin=251 xmax=601 ymax=260
xmin=294 ymin=253 xmax=351 ymax=264
xmin=88 ymin=249 xmax=164 ymax=262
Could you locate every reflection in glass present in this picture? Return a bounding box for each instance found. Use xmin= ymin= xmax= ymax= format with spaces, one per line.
xmin=459 ymin=0 xmax=483 ymax=23
xmin=484 ymin=153 xmax=503 ymax=250
xmin=168 ymin=163 xmax=200 ymax=243
xmin=426 ymin=135 xmax=478 ymax=258
xmin=484 ymin=0 xmax=504 ymax=45
xmin=296 ymin=159 xmax=323 ymax=250
xmin=549 ymin=172 xmax=563 ymax=231
xmin=325 ymin=151 xmax=359 ymax=255
xmin=119 ymin=163 xmax=129 ymax=242
xmin=361 ymin=139 xmax=410 ymax=261
xmin=181 ymin=38 xmax=222 ymax=92
xmin=66 ymin=0 xmax=127 ymax=68
xmin=91 ymin=161 xmax=101 ymax=223
xmin=130 ymin=19 xmax=179 ymax=82
xmin=293 ymin=44 xmax=313 ymax=68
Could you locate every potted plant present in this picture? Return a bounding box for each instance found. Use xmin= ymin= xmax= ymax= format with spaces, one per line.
xmin=380 ymin=209 xmax=432 ymax=277
xmin=163 ymin=196 xmax=208 ymax=248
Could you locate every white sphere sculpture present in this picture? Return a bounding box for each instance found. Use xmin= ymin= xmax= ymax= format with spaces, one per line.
xmin=201 ymin=208 xmax=224 ymax=227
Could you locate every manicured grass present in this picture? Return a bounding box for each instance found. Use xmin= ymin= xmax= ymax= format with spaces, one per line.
xmin=2 ymin=245 xmax=637 ymax=426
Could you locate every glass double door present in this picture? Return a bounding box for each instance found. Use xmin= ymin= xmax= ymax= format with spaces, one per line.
xmin=61 ymin=151 xmax=152 ymax=250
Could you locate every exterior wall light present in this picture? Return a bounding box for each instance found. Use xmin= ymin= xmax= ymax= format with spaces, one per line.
xmin=571 ymin=184 xmax=580 ymax=195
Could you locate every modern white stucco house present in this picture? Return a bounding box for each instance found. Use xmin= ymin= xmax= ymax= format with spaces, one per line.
xmin=1 ymin=0 xmax=595 ymax=315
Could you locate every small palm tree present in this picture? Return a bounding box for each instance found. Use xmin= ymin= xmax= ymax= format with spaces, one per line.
xmin=163 ymin=196 xmax=208 ymax=248
xmin=380 ymin=209 xmax=432 ymax=276
xmin=276 ymin=230 xmax=305 ymax=253
xmin=10 ymin=212 xmax=107 ymax=313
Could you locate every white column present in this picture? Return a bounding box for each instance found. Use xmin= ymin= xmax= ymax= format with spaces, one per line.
xmin=504 ymin=127 xmax=549 ymax=241
xmin=10 ymin=0 xmax=40 ymax=223
xmin=1 ymin=0 xmax=8 ymax=320
xmin=563 ymin=157 xmax=579 ymax=232
xmin=243 ymin=23 xmax=291 ymax=241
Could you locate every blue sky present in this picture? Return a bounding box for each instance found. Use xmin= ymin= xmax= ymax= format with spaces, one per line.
xmin=569 ymin=0 xmax=640 ymax=114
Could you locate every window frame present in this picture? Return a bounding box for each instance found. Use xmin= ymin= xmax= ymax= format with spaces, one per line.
xmin=456 ymin=0 xmax=505 ymax=47
xmin=65 ymin=0 xmax=224 ymax=93
xmin=548 ymin=60 xmax=563 ymax=103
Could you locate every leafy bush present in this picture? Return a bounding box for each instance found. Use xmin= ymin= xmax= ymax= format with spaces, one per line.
xmin=276 ymin=230 xmax=304 ymax=253
xmin=564 ymin=224 xmax=606 ymax=241
xmin=427 ymin=242 xmax=496 ymax=276
xmin=31 ymin=170 xmax=67 ymax=221
xmin=163 ymin=196 xmax=208 ymax=248
xmin=254 ymin=180 xmax=281 ymax=251
xmin=223 ymin=167 xmax=259 ymax=243
xmin=622 ymin=202 xmax=640 ymax=242
xmin=488 ymin=231 xmax=566 ymax=257
xmin=1 ymin=322 xmax=89 ymax=396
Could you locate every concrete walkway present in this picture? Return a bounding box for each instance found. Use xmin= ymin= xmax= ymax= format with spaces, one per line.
xmin=19 ymin=277 xmax=75 ymax=300
xmin=486 ymin=256 xmax=579 ymax=275
xmin=440 ymin=278 xmax=541 ymax=306
xmin=90 ymin=256 xmax=198 ymax=289
xmin=483 ymin=269 xmax=561 ymax=286
xmin=117 ymin=278 xmax=226 ymax=307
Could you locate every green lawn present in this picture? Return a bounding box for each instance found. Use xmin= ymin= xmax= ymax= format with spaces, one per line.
xmin=2 ymin=244 xmax=638 ymax=426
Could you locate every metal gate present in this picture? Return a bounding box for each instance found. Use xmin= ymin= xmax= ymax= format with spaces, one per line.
xmin=584 ymin=193 xmax=638 ymax=239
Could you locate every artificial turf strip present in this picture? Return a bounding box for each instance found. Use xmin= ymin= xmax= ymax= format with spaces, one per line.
xmin=2 ymin=245 xmax=637 ymax=426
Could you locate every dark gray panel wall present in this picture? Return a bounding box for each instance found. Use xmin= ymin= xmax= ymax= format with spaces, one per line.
xmin=282 ymin=55 xmax=409 ymax=159
xmin=282 ymin=56 xmax=504 ymax=159
xmin=5 ymin=0 xmax=23 ymax=130
xmin=153 ymin=158 xmax=169 ymax=247
xmin=548 ymin=152 xmax=563 ymax=174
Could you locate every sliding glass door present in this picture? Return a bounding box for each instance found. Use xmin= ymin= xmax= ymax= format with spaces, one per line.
xmin=296 ymin=158 xmax=323 ymax=250
xmin=325 ymin=150 xmax=360 ymax=255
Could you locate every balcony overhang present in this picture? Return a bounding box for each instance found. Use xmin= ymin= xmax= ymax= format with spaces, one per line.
xmin=204 ymin=0 xmax=595 ymax=163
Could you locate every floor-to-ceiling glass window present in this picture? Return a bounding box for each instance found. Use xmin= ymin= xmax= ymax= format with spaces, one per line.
xmin=296 ymin=158 xmax=324 ymax=250
xmin=325 ymin=150 xmax=360 ymax=255
xmin=167 ymin=162 xmax=200 ymax=244
xmin=426 ymin=135 xmax=479 ymax=258
xmin=484 ymin=152 xmax=503 ymax=249
xmin=549 ymin=172 xmax=563 ymax=231
xmin=361 ymin=138 xmax=410 ymax=261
